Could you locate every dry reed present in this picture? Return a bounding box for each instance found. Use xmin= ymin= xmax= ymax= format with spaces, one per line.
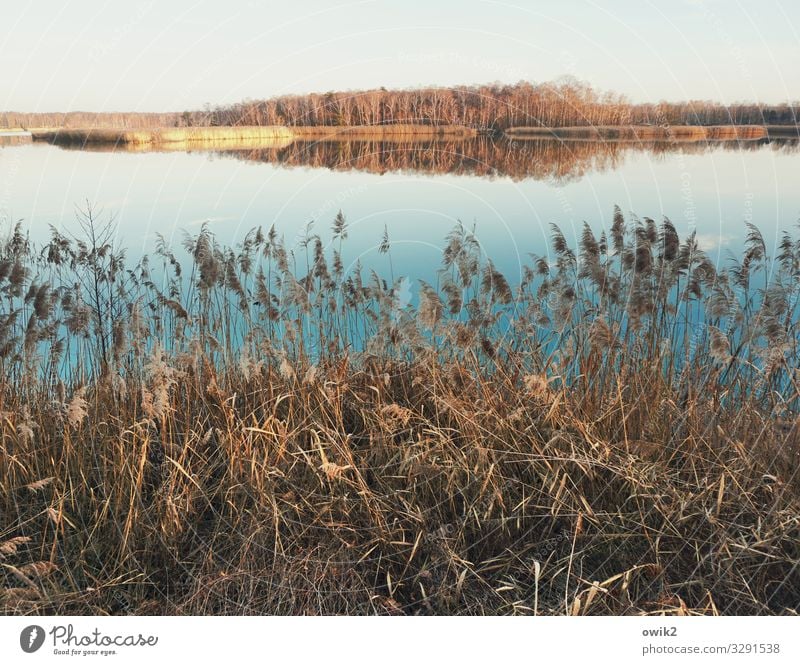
xmin=31 ymin=126 xmax=295 ymax=146
xmin=505 ymin=125 xmax=770 ymax=141
xmin=0 ymin=206 xmax=798 ymax=616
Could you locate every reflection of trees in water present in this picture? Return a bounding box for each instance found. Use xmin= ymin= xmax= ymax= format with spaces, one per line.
xmin=219 ymin=137 xmax=799 ymax=183
xmin=41 ymin=135 xmax=800 ymax=183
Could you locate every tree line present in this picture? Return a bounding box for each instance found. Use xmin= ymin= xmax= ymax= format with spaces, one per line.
xmin=198 ymin=79 xmax=798 ymax=129
xmin=3 ymin=79 xmax=797 ymax=130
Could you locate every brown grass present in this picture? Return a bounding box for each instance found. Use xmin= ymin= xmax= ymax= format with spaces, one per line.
xmin=0 ymin=208 xmax=798 ymax=616
xmin=767 ymin=125 xmax=800 ymax=139
xmin=505 ymin=125 xmax=770 ymax=141
xmin=31 ymin=126 xmax=296 ymax=146
xmin=31 ymin=124 xmax=477 ymax=148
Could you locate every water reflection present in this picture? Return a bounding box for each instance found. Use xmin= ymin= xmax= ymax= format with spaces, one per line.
xmin=40 ymin=134 xmax=799 ymax=184
xmin=0 ymin=132 xmax=32 ymax=147
xmin=5 ymin=133 xmax=798 ymax=286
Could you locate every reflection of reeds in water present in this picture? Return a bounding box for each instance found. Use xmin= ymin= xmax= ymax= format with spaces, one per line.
xmin=38 ymin=133 xmax=800 ymax=183
xmin=1 ymin=206 xmax=798 ymax=616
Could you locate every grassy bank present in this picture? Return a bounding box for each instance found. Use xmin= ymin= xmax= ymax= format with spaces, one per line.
xmin=39 ymin=133 xmax=800 ymax=184
xmin=505 ymin=125 xmax=771 ymax=141
xmin=31 ymin=126 xmax=296 ymax=146
xmin=766 ymin=125 xmax=800 ymax=139
xmin=0 ymin=209 xmax=798 ymax=615
xmin=31 ymin=124 xmax=477 ymax=147
xmin=290 ymin=124 xmax=478 ymax=139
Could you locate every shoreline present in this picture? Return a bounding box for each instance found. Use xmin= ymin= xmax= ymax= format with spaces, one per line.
xmin=30 ymin=125 xmax=295 ymax=146
xmin=30 ymin=124 xmax=480 ymax=146
xmin=504 ymin=125 xmax=799 ymax=141
xmin=503 ymin=125 xmax=780 ymax=141
xmin=26 ymin=124 xmax=799 ymax=147
xmin=1 ymin=214 xmax=798 ymax=616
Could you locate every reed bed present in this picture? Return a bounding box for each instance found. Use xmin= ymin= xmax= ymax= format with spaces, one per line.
xmin=290 ymin=124 xmax=478 ymax=139
xmin=31 ymin=126 xmax=295 ymax=146
xmin=31 ymin=124 xmax=476 ymax=148
xmin=505 ymin=125 xmax=769 ymax=141
xmin=767 ymin=125 xmax=800 ymax=139
xmin=0 ymin=207 xmax=798 ymax=616
xmin=0 ymin=134 xmax=32 ymax=147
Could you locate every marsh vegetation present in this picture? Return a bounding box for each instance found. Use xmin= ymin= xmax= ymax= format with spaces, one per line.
xmin=0 ymin=207 xmax=798 ymax=615
xmin=38 ymin=133 xmax=800 ymax=184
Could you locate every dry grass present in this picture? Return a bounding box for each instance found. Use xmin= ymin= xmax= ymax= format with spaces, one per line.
xmin=31 ymin=126 xmax=296 ymax=146
xmin=44 ymin=136 xmax=296 ymax=154
xmin=767 ymin=126 xmax=800 ymax=139
xmin=505 ymin=125 xmax=770 ymax=141
xmin=290 ymin=124 xmax=478 ymax=139
xmin=0 ymin=207 xmax=798 ymax=616
xmin=31 ymin=124 xmax=477 ymax=148
xmin=52 ymin=135 xmax=799 ymax=185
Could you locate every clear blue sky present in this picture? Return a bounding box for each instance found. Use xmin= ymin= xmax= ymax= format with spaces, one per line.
xmin=2 ymin=0 xmax=798 ymax=112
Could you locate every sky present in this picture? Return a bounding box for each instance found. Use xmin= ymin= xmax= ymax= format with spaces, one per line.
xmin=1 ymin=0 xmax=798 ymax=112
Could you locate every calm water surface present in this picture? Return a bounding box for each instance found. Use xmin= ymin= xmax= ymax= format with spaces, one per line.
xmin=1 ymin=136 xmax=798 ymax=286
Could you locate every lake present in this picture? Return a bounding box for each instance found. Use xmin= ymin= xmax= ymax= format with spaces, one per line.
xmin=1 ymin=134 xmax=798 ymax=288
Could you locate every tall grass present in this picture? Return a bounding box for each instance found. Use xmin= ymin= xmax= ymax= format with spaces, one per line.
xmin=1 ymin=206 xmax=798 ymax=615
xmin=31 ymin=126 xmax=295 ymax=146
xmin=31 ymin=125 xmax=475 ymax=148
xmin=505 ymin=125 xmax=769 ymax=140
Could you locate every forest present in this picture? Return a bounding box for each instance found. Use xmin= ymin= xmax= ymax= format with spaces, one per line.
xmin=3 ymin=79 xmax=797 ymax=131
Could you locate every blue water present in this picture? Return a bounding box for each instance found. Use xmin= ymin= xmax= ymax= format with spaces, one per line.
xmin=1 ymin=138 xmax=798 ymax=290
